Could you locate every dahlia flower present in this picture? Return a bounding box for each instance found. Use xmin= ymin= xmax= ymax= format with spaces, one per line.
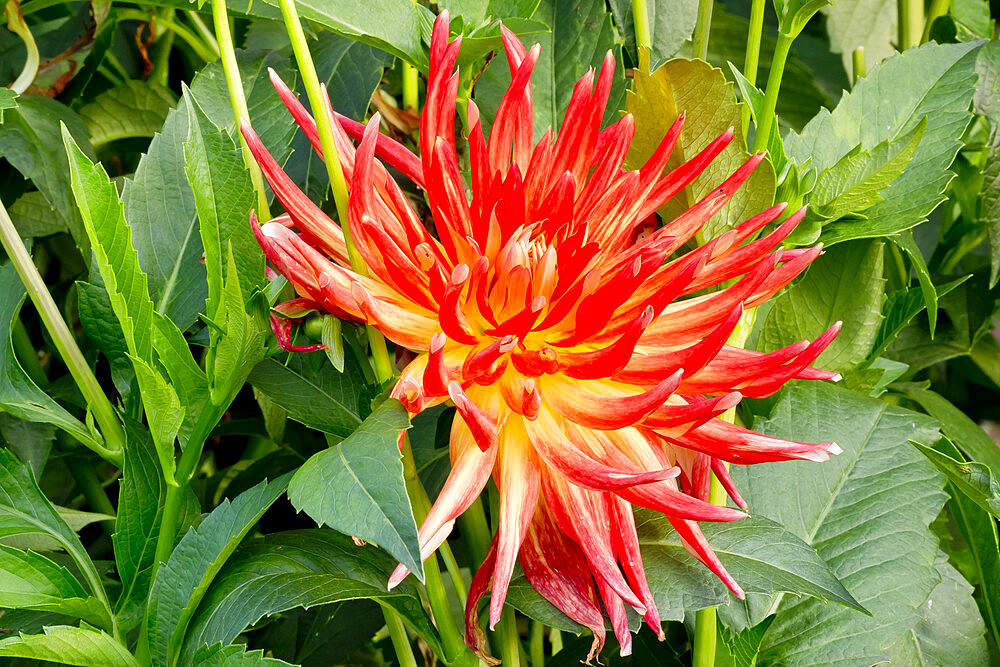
xmin=242 ymin=12 xmax=841 ymax=660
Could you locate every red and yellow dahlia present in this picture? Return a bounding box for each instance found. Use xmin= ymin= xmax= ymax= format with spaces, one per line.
xmin=242 ymin=12 xmax=841 ymax=660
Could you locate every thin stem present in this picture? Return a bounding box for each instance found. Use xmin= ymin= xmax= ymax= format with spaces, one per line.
xmin=898 ymin=0 xmax=923 ymax=51
xmin=12 ymin=318 xmax=45 ymax=385
xmin=211 ymin=0 xmax=271 ymax=222
xmin=67 ymin=454 xmax=117 ymax=532
xmin=5 ymin=0 xmax=39 ymax=94
xmin=117 ymin=9 xmax=217 ymax=66
xmin=402 ymin=63 xmax=419 ymax=112
xmin=693 ymin=0 xmax=714 ymax=61
xmin=149 ymin=9 xmax=175 ymax=87
xmin=383 ymin=605 xmax=419 ymax=667
xmin=276 ymin=0 xmax=394 ymax=383
xmin=529 ymin=620 xmax=545 ymax=666
xmin=496 ymin=609 xmax=522 ymax=667
xmin=186 ymin=10 xmax=220 ymax=58
xmin=741 ymin=0 xmax=766 ymax=135
xmin=632 ymin=0 xmax=651 ymax=52
xmin=0 ymin=198 xmax=124 ymax=465
xmin=750 ymin=31 xmax=792 ymax=154
xmin=922 ymin=0 xmax=950 ymax=43
xmin=851 ymin=47 xmax=866 ymax=87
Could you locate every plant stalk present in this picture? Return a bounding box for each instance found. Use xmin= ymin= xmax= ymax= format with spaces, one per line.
xmin=693 ymin=0 xmax=714 ymax=61
xmin=211 ymin=0 xmax=271 ymax=222
xmin=898 ymin=0 xmax=924 ymax=51
xmin=922 ymin=0 xmax=950 ymax=43
xmin=750 ymin=31 xmax=792 ymax=154
xmin=383 ymin=608 xmax=418 ymax=667
xmin=852 ymin=47 xmax=866 ymax=87
xmin=12 ymin=318 xmax=45 ymax=385
xmin=741 ymin=0 xmax=766 ymax=135
xmin=0 ymin=198 xmax=125 ymax=465
xmin=276 ymin=0 xmax=394 ymax=383
xmin=186 ymin=10 xmax=220 ymax=58
xmin=632 ymin=0 xmax=651 ymax=52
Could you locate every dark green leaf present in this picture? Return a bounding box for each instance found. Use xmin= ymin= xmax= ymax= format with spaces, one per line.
xmin=869 ymin=275 xmax=967 ymax=361
xmin=0 ymin=414 xmax=54 ymax=479
xmin=247 ymin=356 xmax=364 ymax=438
xmin=505 ymin=575 xmax=587 ymax=634
xmin=0 ymin=545 xmax=108 ymax=627
xmin=80 ymin=81 xmax=177 ymax=148
xmin=180 ymin=530 xmax=441 ymax=663
xmin=785 ymin=41 xmax=981 ymax=244
xmin=759 ymin=240 xmax=885 ymax=372
xmin=822 ymin=0 xmax=895 ymax=74
xmin=0 ymin=260 xmax=99 ymax=452
xmin=193 ymin=643 xmax=294 ymax=666
xmin=728 ymin=382 xmax=946 ymax=666
xmin=146 ymin=475 xmax=291 ymax=666
xmin=0 ymin=625 xmax=138 ymax=666
xmin=287 ymin=399 xmax=421 ymax=579
xmin=977 ymin=42 xmax=1000 ymax=287
xmin=8 ymin=190 xmax=68 ymax=240
xmin=77 ymin=281 xmax=134 ymax=396
xmin=884 ymin=554 xmax=989 ymax=666
xmin=890 ymin=229 xmax=939 ymax=335
xmin=952 ymin=0 xmax=994 ymax=40
xmin=0 ymin=87 xmax=16 ymax=122
xmin=913 ymin=439 xmax=1000 ymax=517
xmin=721 ymin=615 xmax=775 ymax=667
xmin=625 ymin=57 xmax=775 ymax=242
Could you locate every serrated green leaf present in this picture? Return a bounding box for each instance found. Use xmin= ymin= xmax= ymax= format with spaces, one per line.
xmin=151 ymin=311 xmax=210 ymax=424
xmin=625 ymin=57 xmax=775 ymax=242
xmin=890 ymin=228 xmax=940 ymax=335
xmin=809 ymin=117 xmax=925 ymax=221
xmin=0 ymin=625 xmax=138 ymax=666
xmin=0 ymin=259 xmax=100 ymax=452
xmin=884 ymin=554 xmax=989 ymax=666
xmin=608 ymin=0 xmax=698 ymax=69
xmin=130 ymin=357 xmax=183 ymax=486
xmin=146 ymin=474 xmax=291 ymax=667
xmin=977 ymin=42 xmax=1000 ymax=287
xmin=80 ymin=81 xmax=177 ymax=148
xmin=913 ymin=440 xmax=1000 ymax=517
xmin=180 ymin=530 xmax=441 ymax=663
xmin=113 ymin=424 xmax=166 ymax=631
xmin=0 ymin=449 xmax=111 ymax=628
xmin=0 ymin=545 xmax=109 ymax=627
xmin=785 ymin=41 xmax=981 ymax=244
xmin=475 ymin=0 xmax=625 ymax=140
xmin=728 ymin=382 xmax=946 ymax=666
xmin=0 ymin=87 xmax=16 ymax=122
xmin=952 ymin=0 xmax=994 ymax=40
xmin=247 ymin=356 xmax=364 ymax=438
xmin=759 ymin=240 xmax=885 ymax=372
xmin=183 ymin=89 xmax=262 ymax=320
xmin=822 ymin=0 xmax=896 ymax=75
xmin=288 ymin=399 xmax=421 ymax=579
xmin=208 ymin=249 xmax=267 ymax=405
xmin=869 ymin=275 xmax=967 ymax=361
xmin=193 ymin=643 xmax=294 ymax=666
xmin=721 ymin=615 xmax=775 ymax=667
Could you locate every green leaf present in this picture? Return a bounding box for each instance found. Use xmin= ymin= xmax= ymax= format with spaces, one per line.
xmin=759 ymin=240 xmax=885 ymax=372
xmin=721 ymin=616 xmax=775 ymax=667
xmin=476 ymin=0 xmax=626 ymax=140
xmin=869 ymin=275 xmax=967 ymax=361
xmin=288 ymin=399 xmax=421 ymax=579
xmin=146 ymin=474 xmax=291 ymax=667
xmin=0 ymin=96 xmax=93 ymax=252
xmin=0 ymin=625 xmax=138 ymax=666
xmin=113 ymin=424 xmax=166 ymax=630
xmin=0 ymin=259 xmax=100 ymax=452
xmin=977 ymin=42 xmax=1000 ymax=287
xmin=728 ymin=382 xmax=947 ymax=666
xmin=913 ymin=439 xmax=1000 ymax=517
xmin=884 ymin=554 xmax=989 ymax=666
xmin=77 ymin=280 xmax=135 ymax=396
xmin=151 ymin=311 xmax=210 ymax=426
xmin=0 ymin=449 xmax=110 ymax=627
xmin=787 ymin=41 xmax=980 ymax=244
xmin=80 ymin=81 xmax=177 ymax=148
xmin=247 ymin=356 xmax=364 ymax=438
xmin=608 ymin=0 xmax=698 ymax=69
xmin=625 ymin=57 xmax=775 ymax=242
xmin=183 ymin=89 xmax=262 ymax=320
xmin=180 ymin=530 xmax=441 ymax=663
xmin=257 ymin=0 xmax=425 ymax=68
xmin=778 ymin=0 xmax=831 ymax=38
xmin=0 ymin=415 xmax=54 ymax=479
xmin=636 ymin=514 xmax=864 ymax=619
xmin=193 ymin=643 xmax=294 ymax=666
xmin=808 ymin=117 xmax=925 ymax=221
xmin=952 ymin=0 xmax=995 ymax=40
xmin=320 ymin=315 xmax=345 ymax=372
xmin=898 ymin=387 xmax=1000 ymax=480
xmin=0 ymin=86 xmax=16 ymax=122
xmin=505 ymin=576 xmax=587 ymax=634
xmin=822 ymin=0 xmax=896 ymax=75
xmin=8 ymin=190 xmax=68 ymax=239
xmin=130 ymin=358 xmax=183 ymax=485
xmin=890 ymin=228 xmax=939 ymax=335
xmin=0 ymin=545 xmax=109 ymax=627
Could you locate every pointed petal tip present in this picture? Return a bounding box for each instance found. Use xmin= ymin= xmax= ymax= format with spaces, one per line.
xmin=828 ymin=442 xmax=843 ymax=456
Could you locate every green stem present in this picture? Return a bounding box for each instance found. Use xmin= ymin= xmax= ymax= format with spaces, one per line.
xmin=898 ymin=0 xmax=923 ymax=51
xmin=276 ymin=0 xmax=394 ymax=383
xmin=741 ymin=0 xmax=766 ymax=135
xmin=12 ymin=318 xmax=45 ymax=385
xmin=851 ymin=47 xmax=866 ymax=87
xmin=186 ymin=10 xmax=220 ymax=58
xmin=0 ymin=198 xmax=124 ymax=465
xmin=149 ymin=9 xmax=175 ymax=87
xmin=211 ymin=0 xmax=270 ymax=222
xmin=632 ymin=0 xmax=651 ymax=52
xmin=922 ymin=0 xmax=950 ymax=43
xmin=529 ymin=620 xmax=544 ymax=667
xmin=67 ymin=454 xmax=117 ymax=532
xmin=750 ymin=31 xmax=792 ymax=154
xmin=5 ymin=0 xmax=39 ymax=94
xmin=402 ymin=62 xmax=419 ymax=112
xmin=496 ymin=609 xmax=522 ymax=667
xmin=117 ymin=9 xmax=218 ymax=64
xmin=383 ymin=608 xmax=419 ymax=667
xmin=693 ymin=0 xmax=714 ymax=61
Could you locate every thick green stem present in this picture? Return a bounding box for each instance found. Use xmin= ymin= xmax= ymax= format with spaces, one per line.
xmin=276 ymin=0 xmax=394 ymax=383
xmin=898 ymin=0 xmax=923 ymax=51
xmin=496 ymin=609 xmax=522 ymax=667
xmin=0 ymin=198 xmax=124 ymax=465
xmin=632 ymin=0 xmax=651 ymax=52
xmin=741 ymin=0 xmax=766 ymax=135
xmin=149 ymin=9 xmax=176 ymax=87
xmin=693 ymin=0 xmax=714 ymax=61
xmin=529 ymin=620 xmax=544 ymax=666
xmin=851 ymin=47 xmax=866 ymax=87
xmin=750 ymin=31 xmax=792 ymax=154
xmin=383 ymin=608 xmax=419 ymax=667
xmin=68 ymin=455 xmax=116 ymax=518
xmin=922 ymin=0 xmax=950 ymax=43
xmin=402 ymin=62 xmax=419 ymax=112
xmin=211 ymin=0 xmax=270 ymax=222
